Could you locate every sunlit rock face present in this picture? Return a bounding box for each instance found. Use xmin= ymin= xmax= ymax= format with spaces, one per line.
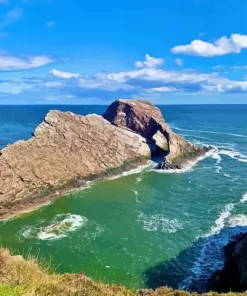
xmin=104 ymin=99 xmax=210 ymax=169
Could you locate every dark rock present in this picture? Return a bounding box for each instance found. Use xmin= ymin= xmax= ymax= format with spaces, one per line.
xmin=208 ymin=233 xmax=247 ymax=292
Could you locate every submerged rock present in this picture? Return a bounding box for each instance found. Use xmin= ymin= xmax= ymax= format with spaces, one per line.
xmin=0 ymin=99 xmax=209 ymax=218
xmin=104 ymin=99 xmax=210 ymax=169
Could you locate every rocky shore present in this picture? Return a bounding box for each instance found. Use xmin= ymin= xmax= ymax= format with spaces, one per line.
xmin=0 ymin=99 xmax=209 ymax=219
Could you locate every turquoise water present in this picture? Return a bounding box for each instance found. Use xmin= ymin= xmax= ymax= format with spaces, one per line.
xmin=0 ymin=105 xmax=247 ymax=292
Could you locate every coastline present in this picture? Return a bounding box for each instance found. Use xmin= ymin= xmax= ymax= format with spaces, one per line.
xmin=0 ymin=156 xmax=149 ymax=221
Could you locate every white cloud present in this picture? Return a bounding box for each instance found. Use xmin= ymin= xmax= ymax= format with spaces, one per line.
xmin=106 ymin=63 xmax=247 ymax=93
xmin=7 ymin=55 xmax=247 ymax=99
xmin=0 ymin=82 xmax=32 ymax=94
xmin=45 ymin=21 xmax=56 ymax=28
xmin=50 ymin=69 xmax=80 ymax=79
xmin=135 ymin=54 xmax=164 ymax=68
xmin=0 ymin=55 xmax=54 ymax=71
xmin=175 ymin=58 xmax=183 ymax=66
xmin=0 ymin=8 xmax=22 ymax=30
xmin=171 ymin=34 xmax=247 ymax=57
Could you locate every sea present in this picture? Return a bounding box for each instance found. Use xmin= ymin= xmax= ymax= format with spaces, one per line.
xmin=0 ymin=104 xmax=247 ymax=292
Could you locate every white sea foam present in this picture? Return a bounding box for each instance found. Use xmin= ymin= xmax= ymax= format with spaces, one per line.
xmin=37 ymin=214 xmax=88 ymax=241
xmin=110 ymin=160 xmax=157 ymax=180
xmin=171 ymin=126 xmax=247 ymax=138
xmin=209 ymin=203 xmax=235 ymax=236
xmin=179 ymin=202 xmax=235 ymax=291
xmin=138 ymin=212 xmax=182 ymax=233
xmin=224 ymin=173 xmax=231 ymax=178
xmin=154 ymin=149 xmax=216 ymax=175
xmin=182 ymin=134 xmax=212 ymax=141
xmin=240 ymin=192 xmax=247 ymax=203
xmin=136 ymin=176 xmax=142 ymax=183
xmin=180 ymin=190 xmax=247 ymax=292
xmin=212 ymin=150 xmax=222 ymax=164
xmin=219 ymin=149 xmax=247 ymax=163
xmin=132 ymin=190 xmax=141 ymax=203
xmin=229 ymin=214 xmax=247 ymax=227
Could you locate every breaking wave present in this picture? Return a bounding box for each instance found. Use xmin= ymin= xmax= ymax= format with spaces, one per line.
xmin=179 ymin=192 xmax=247 ymax=292
xmin=154 ymin=149 xmax=216 ymax=174
xmin=110 ymin=160 xmax=157 ymax=180
xmin=21 ymin=214 xmax=88 ymax=241
xmin=219 ymin=149 xmax=247 ymax=163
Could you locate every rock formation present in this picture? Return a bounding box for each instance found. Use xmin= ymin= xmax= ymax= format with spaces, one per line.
xmin=208 ymin=233 xmax=247 ymax=292
xmin=0 ymin=99 xmax=209 ymax=218
xmin=104 ymin=99 xmax=209 ymax=169
xmin=0 ymin=110 xmax=150 ymax=218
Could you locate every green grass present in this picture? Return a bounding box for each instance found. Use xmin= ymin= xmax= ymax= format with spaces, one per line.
xmin=0 ymin=284 xmax=21 ymax=296
xmin=1 ymin=248 xmax=247 ymax=296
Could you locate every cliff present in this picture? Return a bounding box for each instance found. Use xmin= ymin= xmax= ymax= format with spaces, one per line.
xmin=0 ymin=99 xmax=208 ymax=219
xmin=1 ymin=248 xmax=247 ymax=296
xmin=208 ymin=233 xmax=247 ymax=292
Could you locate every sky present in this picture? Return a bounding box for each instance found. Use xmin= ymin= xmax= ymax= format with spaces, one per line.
xmin=0 ymin=0 xmax=247 ymax=105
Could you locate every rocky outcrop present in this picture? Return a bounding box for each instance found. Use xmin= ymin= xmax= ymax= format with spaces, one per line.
xmin=104 ymin=100 xmax=210 ymax=169
xmin=208 ymin=233 xmax=247 ymax=292
xmin=0 ymin=110 xmax=150 ymax=218
xmin=0 ymin=99 xmax=209 ymax=219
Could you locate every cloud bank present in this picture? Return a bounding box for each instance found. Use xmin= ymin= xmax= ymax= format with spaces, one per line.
xmin=172 ymin=34 xmax=247 ymax=57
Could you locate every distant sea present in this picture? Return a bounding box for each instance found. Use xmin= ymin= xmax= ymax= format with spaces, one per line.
xmin=0 ymin=105 xmax=247 ymax=292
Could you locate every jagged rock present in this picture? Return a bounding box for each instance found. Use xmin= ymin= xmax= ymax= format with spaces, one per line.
xmin=104 ymin=99 xmax=210 ymax=169
xmin=0 ymin=110 xmax=150 ymax=218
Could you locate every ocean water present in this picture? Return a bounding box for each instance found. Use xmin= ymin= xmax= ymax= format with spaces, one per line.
xmin=0 ymin=105 xmax=247 ymax=292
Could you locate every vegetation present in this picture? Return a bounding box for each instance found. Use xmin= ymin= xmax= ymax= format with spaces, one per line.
xmin=1 ymin=248 xmax=247 ymax=296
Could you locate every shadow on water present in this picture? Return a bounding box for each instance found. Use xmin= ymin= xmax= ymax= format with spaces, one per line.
xmin=142 ymin=226 xmax=247 ymax=293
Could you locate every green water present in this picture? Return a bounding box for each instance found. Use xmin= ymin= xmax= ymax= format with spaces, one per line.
xmin=1 ymin=155 xmax=247 ymax=291
xmin=0 ymin=105 xmax=247 ymax=292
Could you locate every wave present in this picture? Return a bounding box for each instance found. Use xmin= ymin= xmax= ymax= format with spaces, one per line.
xmin=138 ymin=212 xmax=183 ymax=233
xmin=171 ymin=126 xmax=247 ymax=138
xmin=180 ymin=192 xmax=247 ymax=292
xmin=240 ymin=192 xmax=247 ymax=203
xmin=219 ymin=149 xmax=247 ymax=163
xmin=208 ymin=203 xmax=235 ymax=236
xmin=38 ymin=214 xmax=87 ymax=240
xmin=224 ymin=173 xmax=231 ymax=178
xmin=182 ymin=134 xmax=213 ymax=141
xmin=229 ymin=214 xmax=247 ymax=227
xmin=110 ymin=160 xmax=157 ymax=180
xmin=154 ymin=149 xmax=216 ymax=175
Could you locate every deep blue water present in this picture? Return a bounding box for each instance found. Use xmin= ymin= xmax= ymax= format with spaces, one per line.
xmin=0 ymin=104 xmax=247 ymax=292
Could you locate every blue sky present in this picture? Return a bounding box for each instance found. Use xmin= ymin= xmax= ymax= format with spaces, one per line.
xmin=0 ymin=0 xmax=247 ymax=104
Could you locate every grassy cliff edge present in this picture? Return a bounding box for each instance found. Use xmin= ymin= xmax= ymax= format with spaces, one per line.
xmin=0 ymin=248 xmax=247 ymax=296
